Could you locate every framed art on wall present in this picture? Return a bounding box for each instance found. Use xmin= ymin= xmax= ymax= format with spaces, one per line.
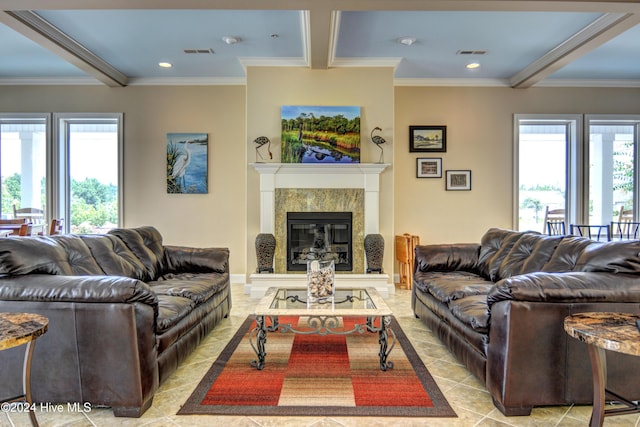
xmin=446 ymin=170 xmax=471 ymax=191
xmin=281 ymin=105 xmax=361 ymax=163
xmin=409 ymin=125 xmax=446 ymax=152
xmin=416 ymin=158 xmax=442 ymax=178
xmin=166 ymin=133 xmax=208 ymax=194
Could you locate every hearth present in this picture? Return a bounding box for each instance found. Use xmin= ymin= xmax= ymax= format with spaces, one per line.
xmin=287 ymin=212 xmax=352 ymax=271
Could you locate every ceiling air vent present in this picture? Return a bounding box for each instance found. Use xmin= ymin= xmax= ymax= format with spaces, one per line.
xmin=457 ymin=50 xmax=487 ymax=55
xmin=183 ymin=49 xmax=214 ymax=54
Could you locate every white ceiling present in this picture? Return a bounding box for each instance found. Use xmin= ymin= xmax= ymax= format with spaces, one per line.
xmin=1 ymin=0 xmax=639 ymax=88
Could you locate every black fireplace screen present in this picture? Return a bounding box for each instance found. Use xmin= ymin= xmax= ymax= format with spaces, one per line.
xmin=287 ymin=212 xmax=352 ymax=271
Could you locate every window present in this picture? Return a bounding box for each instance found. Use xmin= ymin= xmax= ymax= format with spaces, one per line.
xmin=516 ymin=114 xmax=640 ymax=234
xmin=55 ymin=114 xmax=123 ymax=234
xmin=586 ymin=116 xmax=640 ymax=225
xmin=0 ymin=114 xmax=49 ymax=222
xmin=514 ymin=115 xmax=581 ymax=232
xmin=0 ymin=113 xmax=122 ymax=234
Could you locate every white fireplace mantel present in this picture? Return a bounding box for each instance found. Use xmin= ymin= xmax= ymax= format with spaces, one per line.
xmin=248 ymin=163 xmax=392 ymax=298
xmin=250 ymin=163 xmax=389 ymax=235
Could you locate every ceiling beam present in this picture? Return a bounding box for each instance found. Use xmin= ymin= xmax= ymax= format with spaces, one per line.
xmin=0 ymin=10 xmax=128 ymax=87
xmin=307 ymin=7 xmax=334 ymax=69
xmin=510 ymin=12 xmax=640 ymax=88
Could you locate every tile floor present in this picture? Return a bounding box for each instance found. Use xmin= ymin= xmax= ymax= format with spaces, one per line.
xmin=2 ymin=284 xmax=639 ymax=427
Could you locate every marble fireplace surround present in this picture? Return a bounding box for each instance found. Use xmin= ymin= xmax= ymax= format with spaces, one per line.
xmin=249 ymin=163 xmax=392 ymax=298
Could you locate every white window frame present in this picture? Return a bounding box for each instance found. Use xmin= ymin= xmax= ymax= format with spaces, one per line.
xmin=584 ymin=115 xmax=640 ymax=222
xmin=513 ymin=114 xmax=583 ymax=230
xmin=53 ymin=113 xmax=124 ymax=230
xmin=0 ymin=112 xmax=52 ymax=219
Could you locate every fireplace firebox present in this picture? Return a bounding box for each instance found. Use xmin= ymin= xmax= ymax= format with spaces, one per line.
xmin=287 ymin=212 xmax=352 ymax=271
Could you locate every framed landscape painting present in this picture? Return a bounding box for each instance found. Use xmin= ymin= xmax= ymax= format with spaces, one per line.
xmin=410 ymin=125 xmax=447 ymax=152
xmin=166 ymin=133 xmax=208 ymax=194
xmin=281 ymin=105 xmax=361 ymax=163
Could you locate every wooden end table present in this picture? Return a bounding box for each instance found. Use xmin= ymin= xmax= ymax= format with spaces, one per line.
xmin=564 ymin=312 xmax=640 ymax=427
xmin=0 ymin=312 xmax=49 ymax=427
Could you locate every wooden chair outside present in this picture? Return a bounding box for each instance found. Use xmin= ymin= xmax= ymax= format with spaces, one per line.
xmin=612 ymin=205 xmax=635 ymax=239
xmin=13 ymin=206 xmax=45 ymax=224
xmin=17 ymin=222 xmax=33 ymax=236
xmin=395 ymin=233 xmax=420 ymax=290
xmin=543 ymin=206 xmax=566 ymax=235
xmin=0 ymin=218 xmax=28 ymax=235
xmin=49 ymin=218 xmax=64 ymax=235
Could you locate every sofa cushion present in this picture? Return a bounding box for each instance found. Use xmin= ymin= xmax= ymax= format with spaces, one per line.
xmin=448 ymin=295 xmax=490 ymax=333
xmin=156 ymin=294 xmax=195 ymax=333
xmin=542 ymin=236 xmax=594 ymax=272
xmin=498 ymin=234 xmax=563 ymax=279
xmin=0 ymin=235 xmax=103 ymax=276
xmin=80 ymin=234 xmax=149 ymax=281
xmin=477 ymin=229 xmax=528 ymax=281
xmin=109 ymin=226 xmax=165 ymax=280
xmin=414 ymin=271 xmax=494 ymax=304
xmin=573 ymin=240 xmax=640 ymax=273
xmin=149 ymin=273 xmax=228 ymax=304
xmin=414 ymin=244 xmax=480 ymax=273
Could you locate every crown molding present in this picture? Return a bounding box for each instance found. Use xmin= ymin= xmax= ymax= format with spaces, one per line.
xmin=0 ymin=77 xmax=102 ymax=85
xmin=535 ymin=78 xmax=640 ymax=88
xmin=394 ymin=77 xmax=510 ymax=87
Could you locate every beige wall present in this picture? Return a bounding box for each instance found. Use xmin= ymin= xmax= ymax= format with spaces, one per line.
xmin=394 ymin=86 xmax=640 ymax=245
xmin=245 ymin=67 xmax=395 ymax=279
xmin=2 ymin=81 xmax=640 ymax=279
xmin=0 ymin=85 xmax=248 ymax=274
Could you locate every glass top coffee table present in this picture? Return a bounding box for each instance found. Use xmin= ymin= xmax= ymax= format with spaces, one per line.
xmin=250 ymin=287 xmax=395 ymax=371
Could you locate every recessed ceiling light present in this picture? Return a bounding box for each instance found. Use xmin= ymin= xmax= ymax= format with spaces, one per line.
xmin=158 ymin=62 xmax=172 ymax=68
xmin=466 ymin=62 xmax=480 ymax=69
xmin=397 ymin=37 xmax=416 ymax=46
xmin=222 ymin=36 xmax=240 ymax=45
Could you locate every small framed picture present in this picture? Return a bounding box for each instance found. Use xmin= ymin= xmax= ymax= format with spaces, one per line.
xmin=416 ymin=158 xmax=442 ymax=178
xmin=409 ymin=125 xmax=446 ymax=152
xmin=446 ymin=170 xmax=471 ymax=191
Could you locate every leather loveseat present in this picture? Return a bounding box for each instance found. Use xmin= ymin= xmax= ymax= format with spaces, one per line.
xmin=0 ymin=226 xmax=231 ymax=417
xmin=412 ymin=228 xmax=640 ymax=416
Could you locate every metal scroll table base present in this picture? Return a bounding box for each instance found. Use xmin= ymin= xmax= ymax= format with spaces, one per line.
xmin=249 ymin=314 xmax=396 ymax=371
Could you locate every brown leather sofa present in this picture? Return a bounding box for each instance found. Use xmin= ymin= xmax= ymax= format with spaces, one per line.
xmin=0 ymin=226 xmax=231 ymax=417
xmin=412 ymin=228 xmax=640 ymax=416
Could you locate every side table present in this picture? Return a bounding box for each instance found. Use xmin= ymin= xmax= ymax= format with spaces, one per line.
xmin=564 ymin=312 xmax=640 ymax=427
xmin=0 ymin=312 xmax=49 ymax=427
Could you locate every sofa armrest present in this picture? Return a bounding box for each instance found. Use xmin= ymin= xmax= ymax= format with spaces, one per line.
xmin=163 ymin=245 xmax=229 ymax=274
xmin=414 ymin=243 xmax=480 ymax=273
xmin=0 ymin=274 xmax=158 ymax=307
xmin=487 ymin=271 xmax=640 ymax=306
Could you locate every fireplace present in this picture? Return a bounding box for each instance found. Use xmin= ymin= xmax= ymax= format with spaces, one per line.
xmin=287 ymin=212 xmax=353 ymax=271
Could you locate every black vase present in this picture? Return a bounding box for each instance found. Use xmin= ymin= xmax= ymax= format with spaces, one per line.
xmin=364 ymin=234 xmax=384 ymax=273
xmin=255 ymin=233 xmax=276 ymax=273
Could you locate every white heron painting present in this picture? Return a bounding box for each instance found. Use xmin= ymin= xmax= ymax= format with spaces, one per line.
xmin=167 ymin=133 xmax=208 ymax=194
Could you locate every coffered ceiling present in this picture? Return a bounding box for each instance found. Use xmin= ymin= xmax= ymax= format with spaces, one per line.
xmin=1 ymin=0 xmax=639 ymax=88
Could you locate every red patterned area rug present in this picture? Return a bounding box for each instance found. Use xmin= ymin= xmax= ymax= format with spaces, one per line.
xmin=178 ymin=316 xmax=456 ymax=417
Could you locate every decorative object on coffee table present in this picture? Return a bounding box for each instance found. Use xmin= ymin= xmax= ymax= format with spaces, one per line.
xmin=306 ymin=259 xmax=335 ymax=304
xmin=255 ymin=233 xmax=276 ymax=273
xmin=364 ymin=233 xmax=384 ymax=273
